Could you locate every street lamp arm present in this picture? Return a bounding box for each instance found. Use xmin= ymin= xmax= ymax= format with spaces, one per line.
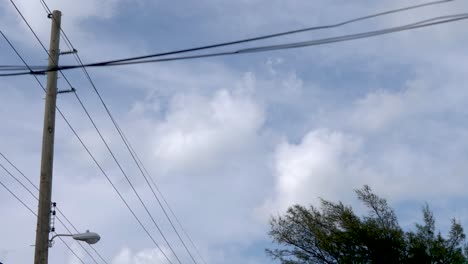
xmin=50 ymin=233 xmax=73 ymax=242
xmin=49 ymin=233 xmax=73 ymax=248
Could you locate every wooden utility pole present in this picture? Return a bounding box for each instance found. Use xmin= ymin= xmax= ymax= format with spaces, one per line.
xmin=34 ymin=10 xmax=61 ymax=264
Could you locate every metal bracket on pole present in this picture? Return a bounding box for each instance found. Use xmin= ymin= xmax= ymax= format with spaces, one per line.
xmin=59 ymin=49 xmax=78 ymax=56
xmin=57 ymin=87 xmax=76 ymax=94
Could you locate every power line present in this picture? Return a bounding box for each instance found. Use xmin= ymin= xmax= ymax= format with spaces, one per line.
xmin=41 ymin=0 xmax=465 ymax=68
xmin=6 ymin=0 xmax=75 ymax=90
xmin=0 ymin=164 xmax=100 ymax=264
xmin=0 ymin=178 xmax=87 ymax=264
xmin=70 ymin=41 xmax=200 ymax=264
xmin=0 ymin=0 xmax=461 ymax=75
xmin=0 ymin=29 xmax=101 ymax=263
xmin=13 ymin=1 xmax=185 ymax=261
xmin=0 ymin=32 xmax=100 ymax=263
xmin=89 ymin=13 xmax=468 ymax=67
xmin=0 ymin=153 xmax=105 ymax=264
xmin=2 ymin=12 xmax=467 ymax=75
xmin=39 ymin=0 xmax=76 ymax=56
xmin=0 ymin=162 xmax=37 ymax=200
xmin=122 ymin=134 xmax=209 ymax=264
xmin=56 ymin=209 xmax=109 ymax=264
xmin=56 ymin=234 xmax=87 ymax=264
xmin=68 ymin=0 xmax=457 ymax=66
xmin=0 ymin=65 xmax=45 ymax=71
xmin=235 ymin=13 xmax=468 ymax=53
xmin=113 ymin=121 xmax=202 ymax=264
xmin=0 ymin=24 xmax=172 ymax=263
xmin=73 ymin=88 xmax=184 ymax=264
xmin=4 ymin=2 xmax=180 ymax=263
xmin=1 ymin=28 xmax=171 ymax=264
xmin=0 ymin=29 xmax=98 ymax=264
xmin=39 ymin=0 xmax=50 ymax=14
xmin=0 ymin=142 xmax=185 ymax=264
xmin=0 ymin=151 xmax=88 ymax=248
xmin=0 ymin=178 xmax=37 ymax=216
xmin=56 ymin=105 xmax=175 ymax=264
xmin=0 ymin=152 xmax=38 ymax=191
xmin=39 ymin=0 xmax=205 ymax=262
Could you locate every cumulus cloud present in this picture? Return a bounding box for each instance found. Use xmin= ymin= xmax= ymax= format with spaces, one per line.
xmin=260 ymin=60 xmax=468 ymax=219
xmin=147 ymin=88 xmax=265 ymax=174
xmin=259 ymin=129 xmax=363 ymax=217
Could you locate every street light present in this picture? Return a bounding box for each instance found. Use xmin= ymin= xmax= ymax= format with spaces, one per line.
xmin=49 ymin=230 xmax=100 ymax=247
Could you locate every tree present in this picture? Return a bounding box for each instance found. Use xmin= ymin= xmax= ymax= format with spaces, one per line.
xmin=267 ymin=185 xmax=468 ymax=264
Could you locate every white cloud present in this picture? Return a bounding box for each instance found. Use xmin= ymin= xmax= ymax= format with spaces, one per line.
xmin=260 ymin=60 xmax=468 ymax=219
xmin=147 ymin=88 xmax=265 ymax=174
xmin=348 ymin=67 xmax=468 ymax=134
xmin=260 ymin=129 xmax=363 ymax=216
xmin=112 ymin=247 xmax=167 ymax=264
xmin=350 ymin=89 xmax=406 ymax=132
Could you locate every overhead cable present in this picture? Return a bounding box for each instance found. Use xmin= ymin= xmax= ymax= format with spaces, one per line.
xmin=98 ymin=13 xmax=468 ymax=66
xmin=1 ymin=29 xmax=172 ymax=264
xmin=5 ymin=0 xmax=75 ymax=92
xmin=0 ymin=0 xmax=456 ymax=73
xmin=73 ymin=90 xmax=184 ymax=264
xmin=11 ymin=1 xmax=185 ymax=261
xmin=1 ymin=12 xmax=467 ymax=76
xmin=0 ymin=160 xmax=101 ymax=264
xmin=0 ymin=34 xmax=98 ymax=264
xmin=0 ymin=151 xmax=106 ymax=264
xmin=43 ymin=0 xmax=459 ymax=67
xmin=5 ymin=2 xmax=179 ymax=262
xmin=40 ymin=0 xmax=206 ymax=262
xmin=122 ymin=135 xmax=209 ymax=264
xmin=0 ymin=178 xmax=87 ymax=264
xmin=0 ymin=151 xmax=104 ymax=264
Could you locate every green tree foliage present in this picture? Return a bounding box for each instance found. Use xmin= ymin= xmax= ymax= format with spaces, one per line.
xmin=267 ymin=185 xmax=467 ymax=264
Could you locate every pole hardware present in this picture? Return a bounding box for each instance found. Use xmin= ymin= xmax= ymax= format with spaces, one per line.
xmin=57 ymin=87 xmax=76 ymax=94
xmin=59 ymin=49 xmax=78 ymax=56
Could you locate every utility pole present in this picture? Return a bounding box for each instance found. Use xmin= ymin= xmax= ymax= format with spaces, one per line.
xmin=34 ymin=10 xmax=61 ymax=264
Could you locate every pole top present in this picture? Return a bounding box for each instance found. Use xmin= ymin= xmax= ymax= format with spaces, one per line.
xmin=47 ymin=10 xmax=61 ymax=19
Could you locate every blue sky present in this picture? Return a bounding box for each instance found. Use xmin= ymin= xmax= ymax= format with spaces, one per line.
xmin=1 ymin=0 xmax=468 ymax=263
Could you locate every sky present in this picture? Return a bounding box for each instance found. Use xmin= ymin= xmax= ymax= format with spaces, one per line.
xmin=1 ymin=0 xmax=468 ymax=263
